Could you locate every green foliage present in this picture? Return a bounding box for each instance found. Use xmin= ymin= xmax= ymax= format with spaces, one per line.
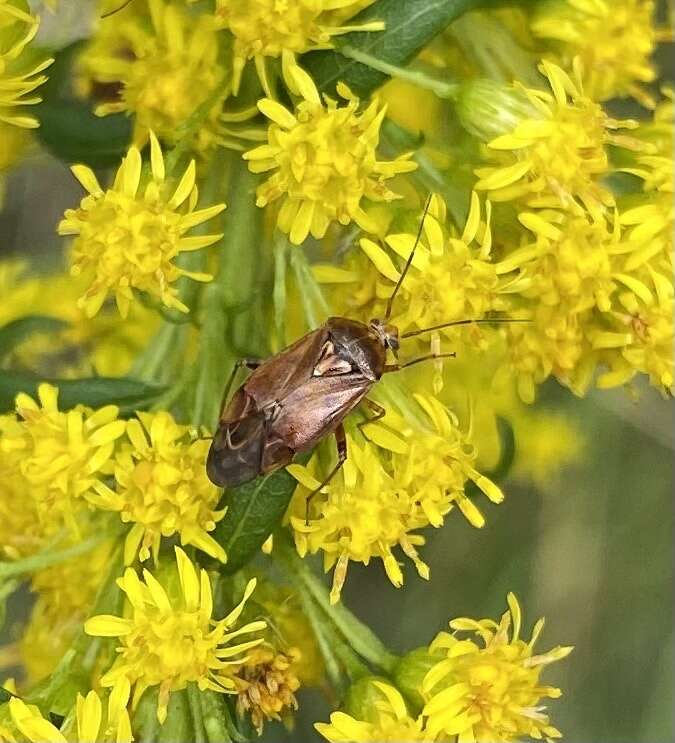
xmin=214 ymin=468 xmax=298 ymax=575
xmin=0 ymin=316 xmax=68 ymax=362
xmin=0 ymin=372 xmax=164 ymax=414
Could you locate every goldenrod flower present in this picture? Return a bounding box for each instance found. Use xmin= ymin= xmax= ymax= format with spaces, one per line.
xmin=531 ymin=0 xmax=659 ymax=106
xmin=0 ymin=259 xmax=159 ymax=377
xmin=78 ymin=0 xmax=228 ymax=149
xmin=215 ymin=0 xmax=383 ymax=94
xmin=59 ymin=133 xmax=224 ymax=318
xmin=0 ymin=0 xmax=52 ymax=128
xmin=9 ymin=688 xmax=132 ymax=743
xmin=244 ymin=62 xmax=416 ymax=245
xmin=1 ymin=383 xmax=125 ymax=539
xmin=91 ymin=411 xmax=226 ymax=564
xmin=234 ymin=645 xmax=301 ymax=733
xmin=422 ymin=594 xmax=573 ymax=742
xmin=85 ymin=547 xmax=266 ymax=724
xmin=473 ymin=61 xmax=647 ymax=214
xmin=288 ymin=395 xmax=501 ymax=603
xmin=0 ymin=413 xmax=42 ymax=559
xmin=316 ymin=681 xmax=430 ymax=742
xmin=357 ymin=193 xmax=526 ymax=340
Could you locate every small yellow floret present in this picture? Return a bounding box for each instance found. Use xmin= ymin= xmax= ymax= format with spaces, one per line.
xmin=59 ymin=132 xmax=224 ymax=318
xmin=422 ymin=594 xmax=573 ymax=742
xmin=85 ymin=547 xmax=266 ymax=724
xmin=244 ymin=59 xmax=416 ymax=245
xmin=90 ymin=410 xmax=226 ymax=564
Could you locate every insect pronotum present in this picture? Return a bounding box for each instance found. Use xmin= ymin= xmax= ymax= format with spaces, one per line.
xmin=207 ymin=197 xmax=525 ymax=519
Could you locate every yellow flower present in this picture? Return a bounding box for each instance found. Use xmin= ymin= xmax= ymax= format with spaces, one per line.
xmin=20 ymin=542 xmax=114 ymax=683
xmin=9 ymin=688 xmax=132 ymax=743
xmin=422 ymin=594 xmax=573 ymax=742
xmin=316 ymin=681 xmax=430 ymax=742
xmin=59 ymin=132 xmax=224 ymax=318
xmin=0 ymin=0 xmax=52 ymax=128
xmin=234 ymin=645 xmax=301 ymax=734
xmin=90 ymin=411 xmax=226 ymax=565
xmin=78 ymin=0 xmax=229 ymax=150
xmin=531 ymin=0 xmax=659 ymax=106
xmin=356 ymin=193 xmax=526 ymax=341
xmin=85 ymin=547 xmax=266 ymax=724
xmin=0 ymin=413 xmax=42 ymax=559
xmin=473 ymin=60 xmax=647 ymax=215
xmin=288 ymin=394 xmax=502 ymax=603
xmin=497 ymin=207 xmax=669 ymax=400
xmin=0 ymin=259 xmax=159 ymax=377
xmin=215 ymin=0 xmax=383 ymax=94
xmin=244 ymin=60 xmax=416 ymax=245
xmin=1 ymin=383 xmax=125 ymax=539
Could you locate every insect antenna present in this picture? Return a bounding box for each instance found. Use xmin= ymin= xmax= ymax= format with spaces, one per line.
xmin=401 ymin=317 xmax=531 ymax=339
xmin=384 ymin=194 xmax=433 ymax=321
xmin=101 ymin=0 xmax=135 ymax=18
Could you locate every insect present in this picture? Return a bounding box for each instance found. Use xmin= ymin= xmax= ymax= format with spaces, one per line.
xmin=207 ymin=197 xmax=521 ymax=516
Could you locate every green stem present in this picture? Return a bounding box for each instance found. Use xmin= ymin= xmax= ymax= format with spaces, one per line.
xmin=381 ymin=119 xmax=470 ymax=226
xmin=338 ymin=44 xmax=460 ymax=99
xmin=273 ymin=235 xmax=288 ymax=349
xmin=192 ymin=155 xmax=262 ymax=429
xmin=289 ymin=247 xmax=329 ymax=330
xmin=0 ymin=529 xmax=117 ymax=581
xmin=165 ymin=79 xmax=232 ymax=176
xmin=277 ymin=538 xmax=398 ymax=673
xmin=187 ymin=684 xmax=207 ymax=743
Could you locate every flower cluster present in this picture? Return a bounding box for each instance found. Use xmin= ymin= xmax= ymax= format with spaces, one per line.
xmin=59 ymin=133 xmax=224 ymax=318
xmin=287 ymin=394 xmax=503 ymax=603
xmin=245 ymin=59 xmax=416 ymax=244
xmin=317 ymin=595 xmax=572 ymax=743
xmin=85 ymin=547 xmax=266 ymax=724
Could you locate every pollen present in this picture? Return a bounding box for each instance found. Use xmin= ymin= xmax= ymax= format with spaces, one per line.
xmin=59 ymin=132 xmax=224 ymax=318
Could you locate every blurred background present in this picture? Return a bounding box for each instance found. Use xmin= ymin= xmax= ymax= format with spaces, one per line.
xmin=1 ymin=3 xmax=673 ymax=743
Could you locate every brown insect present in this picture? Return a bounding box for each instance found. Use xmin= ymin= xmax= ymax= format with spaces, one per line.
xmin=207 ymin=197 xmax=519 ymax=515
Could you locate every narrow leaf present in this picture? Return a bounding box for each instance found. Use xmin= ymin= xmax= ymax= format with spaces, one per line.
xmin=303 ymin=0 xmax=486 ymax=98
xmin=213 ymin=468 xmax=299 ymax=575
xmin=0 ymin=372 xmax=165 ymax=415
xmin=0 ymin=316 xmax=69 ymax=361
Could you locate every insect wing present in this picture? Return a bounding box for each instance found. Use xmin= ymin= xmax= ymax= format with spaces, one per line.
xmin=242 ymin=327 xmax=328 ymax=409
xmin=268 ymin=373 xmax=371 ymax=452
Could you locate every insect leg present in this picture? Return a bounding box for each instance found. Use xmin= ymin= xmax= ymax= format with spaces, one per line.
xmin=305 ymin=423 xmax=347 ymax=525
xmin=383 ymin=351 xmax=456 ymax=373
xmin=357 ymin=398 xmax=386 ymax=433
xmin=219 ymin=358 xmax=262 ymax=417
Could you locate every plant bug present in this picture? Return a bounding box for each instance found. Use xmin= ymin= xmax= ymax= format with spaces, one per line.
xmin=207 ymin=197 xmax=524 ymax=517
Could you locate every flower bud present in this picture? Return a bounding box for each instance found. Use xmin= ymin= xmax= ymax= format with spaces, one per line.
xmin=456 ymin=78 xmax=538 ymax=142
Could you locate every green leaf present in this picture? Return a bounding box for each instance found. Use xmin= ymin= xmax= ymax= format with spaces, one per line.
xmin=34 ymin=41 xmax=131 ymax=168
xmin=36 ymin=100 xmax=132 ymax=169
xmin=0 ymin=316 xmax=69 ymax=361
xmin=302 ymin=0 xmax=489 ymax=98
xmin=213 ymin=468 xmax=299 ymax=575
xmin=0 ymin=372 xmax=165 ymax=415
